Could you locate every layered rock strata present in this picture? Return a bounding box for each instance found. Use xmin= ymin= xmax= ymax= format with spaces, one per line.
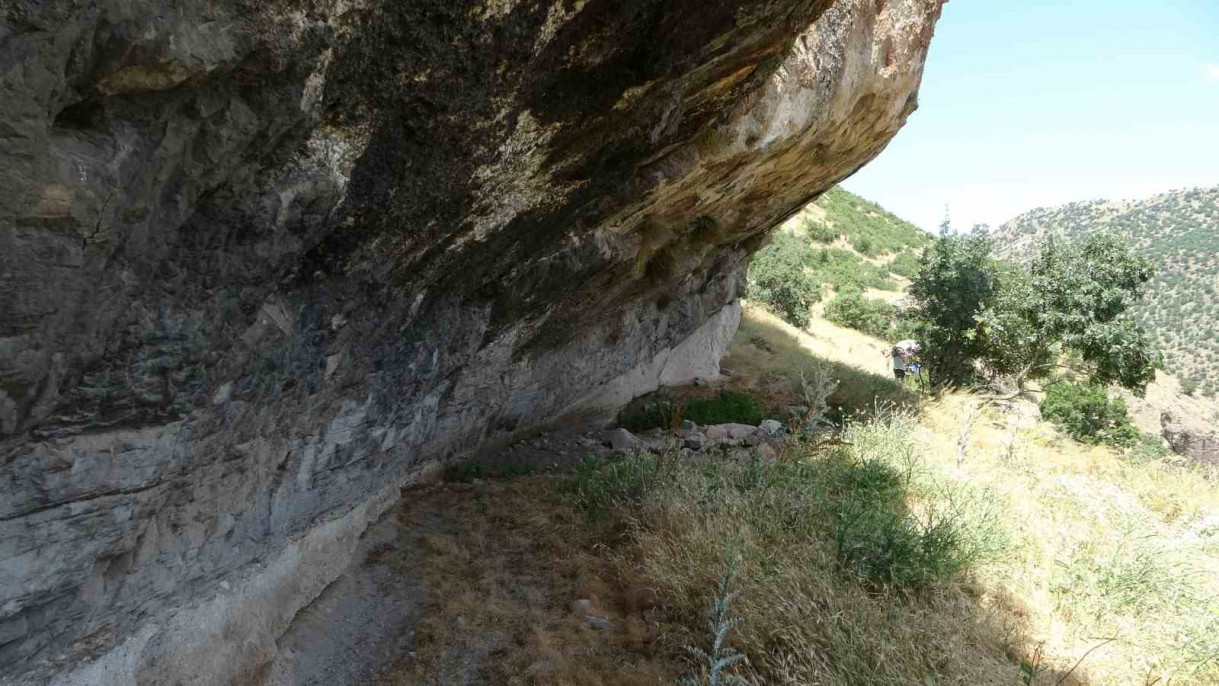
xmin=0 ymin=0 xmax=943 ymax=682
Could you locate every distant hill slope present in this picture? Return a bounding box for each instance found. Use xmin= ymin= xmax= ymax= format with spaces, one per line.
xmin=747 ymin=187 xmax=932 ymax=330
xmin=791 ymin=186 xmax=933 ymax=259
xmin=991 ymin=186 xmax=1219 ymax=396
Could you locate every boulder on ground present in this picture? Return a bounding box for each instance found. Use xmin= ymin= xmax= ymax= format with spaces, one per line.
xmin=759 ymin=419 xmax=785 ymax=436
xmin=684 ymin=433 xmax=708 ymax=451
xmin=603 ymin=428 xmax=640 ymax=451
xmin=707 ymin=423 xmax=756 ymax=440
xmin=1161 ymin=412 xmax=1219 ymax=466
xmin=756 ymin=443 xmax=778 ymax=462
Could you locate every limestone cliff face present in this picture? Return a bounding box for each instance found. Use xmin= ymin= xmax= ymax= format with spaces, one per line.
xmin=0 ymin=0 xmax=943 ymax=682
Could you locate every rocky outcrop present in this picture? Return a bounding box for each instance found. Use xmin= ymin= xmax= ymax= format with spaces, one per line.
xmin=0 ymin=0 xmax=943 ymax=683
xmin=1162 ymin=412 xmax=1219 ymax=466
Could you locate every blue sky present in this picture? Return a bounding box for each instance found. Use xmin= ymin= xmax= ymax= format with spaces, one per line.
xmin=842 ymin=0 xmax=1219 ymax=231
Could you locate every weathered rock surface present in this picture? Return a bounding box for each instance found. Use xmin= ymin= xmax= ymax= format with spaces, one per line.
xmin=0 ymin=0 xmax=943 ymax=683
xmin=1162 ymin=412 xmax=1219 ymax=466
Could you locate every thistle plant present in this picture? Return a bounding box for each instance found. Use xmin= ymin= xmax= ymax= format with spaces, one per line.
xmin=680 ymin=567 xmax=748 ymax=686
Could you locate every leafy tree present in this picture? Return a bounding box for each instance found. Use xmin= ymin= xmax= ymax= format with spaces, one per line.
xmin=992 ymin=186 xmax=1219 ymax=392
xmin=887 ymin=251 xmax=921 ymax=280
xmin=910 ymin=229 xmax=1158 ymax=393
xmin=907 ymin=225 xmax=998 ymax=387
xmin=824 ymin=289 xmax=915 ymax=342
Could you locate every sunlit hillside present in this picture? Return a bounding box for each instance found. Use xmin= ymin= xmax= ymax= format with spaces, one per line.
xmin=748 ymin=187 xmax=932 ymax=337
xmin=726 ymin=305 xmax=1219 ymax=686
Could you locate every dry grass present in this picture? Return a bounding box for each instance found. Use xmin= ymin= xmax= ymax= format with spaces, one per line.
xmin=590 ymin=418 xmax=1045 ymax=686
xmin=378 ymin=479 xmax=677 ymax=686
xmin=917 ymin=393 xmax=1219 ymax=686
xmin=715 ymin=312 xmax=1219 ymax=684
xmin=380 ymin=309 xmax=1218 ymax=686
xmin=722 ymin=303 xmax=918 ymax=416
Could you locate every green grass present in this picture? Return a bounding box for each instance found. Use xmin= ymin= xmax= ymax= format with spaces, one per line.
xmin=618 ymin=390 xmax=767 ymax=432
xmin=567 ymin=409 xmax=1021 ymax=685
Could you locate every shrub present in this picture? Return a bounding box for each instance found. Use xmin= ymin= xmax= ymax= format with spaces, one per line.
xmin=823 ymin=289 xmax=913 ymax=342
xmin=888 ymin=250 xmax=921 ymax=279
xmin=618 ymin=390 xmax=766 ymax=432
xmin=912 ymin=228 xmax=1157 ymax=393
xmin=802 ymin=218 xmax=839 ymax=243
xmin=850 ymin=235 xmax=877 ymax=257
xmin=1181 ymin=377 xmax=1199 ymax=396
xmin=1039 ymin=381 xmax=1139 ymax=446
xmin=748 ymin=233 xmax=820 ymax=327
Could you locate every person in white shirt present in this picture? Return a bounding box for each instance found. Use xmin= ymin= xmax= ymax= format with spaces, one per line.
xmin=891 ymin=349 xmax=907 ymax=380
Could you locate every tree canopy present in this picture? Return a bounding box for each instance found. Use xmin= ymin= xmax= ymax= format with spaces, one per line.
xmin=910 ymin=228 xmax=1158 ymax=394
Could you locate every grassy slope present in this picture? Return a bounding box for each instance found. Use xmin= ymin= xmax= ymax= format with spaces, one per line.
xmin=387 ymin=308 xmax=1218 ymax=686
xmin=758 ymin=186 xmax=933 ymax=313
xmin=732 ymin=309 xmax=1219 ymax=685
xmin=991 ymin=186 xmax=1219 ymax=396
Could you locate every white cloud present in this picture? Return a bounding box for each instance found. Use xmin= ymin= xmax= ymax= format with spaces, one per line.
xmin=1203 ymin=63 xmax=1219 ymax=81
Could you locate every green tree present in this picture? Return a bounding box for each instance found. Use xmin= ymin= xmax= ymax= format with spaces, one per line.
xmin=911 ymin=229 xmax=1158 ymax=394
xmin=907 ymin=224 xmax=997 ymax=388
xmin=1039 ymin=381 xmax=1139 ymax=446
xmin=747 ymin=232 xmax=820 ymax=327
xmin=823 ymin=289 xmax=915 ymax=342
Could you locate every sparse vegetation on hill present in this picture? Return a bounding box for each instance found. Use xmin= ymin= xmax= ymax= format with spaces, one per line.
xmin=992 ymin=186 xmax=1219 ymax=396
xmin=747 ymin=187 xmax=931 ymax=334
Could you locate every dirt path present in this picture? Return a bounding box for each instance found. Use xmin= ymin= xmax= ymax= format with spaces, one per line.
xmin=261 ymin=427 xmax=673 ymax=686
xmin=263 ymin=500 xmax=436 ymax=686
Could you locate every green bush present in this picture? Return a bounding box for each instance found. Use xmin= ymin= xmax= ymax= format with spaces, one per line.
xmin=850 ymin=235 xmax=877 ymax=257
xmin=823 ymin=290 xmax=902 ymax=341
xmin=1039 ymin=381 xmax=1139 ymax=446
xmin=748 ymin=233 xmax=820 ymax=327
xmin=887 ymin=250 xmax=921 ymax=279
xmin=1181 ymin=378 xmax=1199 ymax=396
xmin=810 ymin=248 xmax=895 ymax=293
xmin=803 ymin=218 xmax=839 ymax=243
xmin=619 ymin=390 xmax=767 ymax=432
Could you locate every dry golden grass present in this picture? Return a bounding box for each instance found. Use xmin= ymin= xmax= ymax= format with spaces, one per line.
xmin=722 ymin=303 xmax=918 ymax=415
xmin=916 ymin=393 xmax=1219 ymax=686
xmin=377 ymin=479 xmax=677 ymax=686
xmin=728 ymin=311 xmax=1219 ymax=684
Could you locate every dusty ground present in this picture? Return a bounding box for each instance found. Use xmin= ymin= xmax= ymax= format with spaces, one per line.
xmin=260 ymin=422 xmax=678 ymax=686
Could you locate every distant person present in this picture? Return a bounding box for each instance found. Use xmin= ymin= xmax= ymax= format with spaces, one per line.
xmin=890 ymin=339 xmax=920 ymax=381
xmin=890 ymin=349 xmax=907 ymax=380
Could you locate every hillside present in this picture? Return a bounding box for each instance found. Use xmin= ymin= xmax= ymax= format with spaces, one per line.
xmin=991 ymin=187 xmax=1219 ymax=396
xmin=747 ymin=186 xmax=932 ymax=335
